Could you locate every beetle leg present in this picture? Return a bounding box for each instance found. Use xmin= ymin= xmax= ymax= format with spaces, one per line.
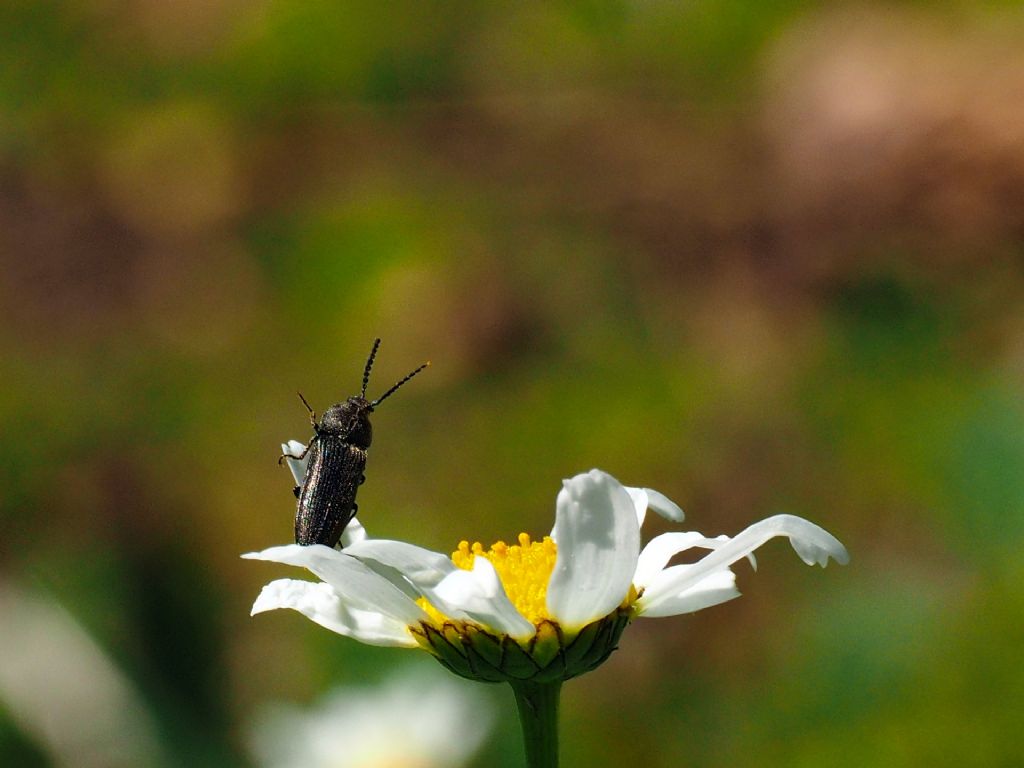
xmin=278 ymin=444 xmax=311 ymax=465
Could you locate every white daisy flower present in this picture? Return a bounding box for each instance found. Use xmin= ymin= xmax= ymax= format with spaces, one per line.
xmin=249 ymin=666 xmax=493 ymax=768
xmin=245 ymin=468 xmax=848 ymax=683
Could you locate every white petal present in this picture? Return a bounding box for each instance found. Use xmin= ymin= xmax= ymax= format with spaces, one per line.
xmin=243 ymin=544 xmax=427 ymax=625
xmin=428 ymin=558 xmax=536 ymax=641
xmin=633 ymin=532 xmax=727 ymax=589
xmin=633 ymin=532 xmax=755 ymax=590
xmin=644 ymin=488 xmax=685 ymax=522
xmin=344 ymin=539 xmax=457 ymax=601
xmin=782 ymin=516 xmax=850 ymax=567
xmin=624 ymin=486 xmax=686 ymax=530
xmin=345 ymin=539 xmax=456 ymax=588
xmin=546 ymin=469 xmax=641 ymax=631
xmin=252 ymin=579 xmax=417 ymax=647
xmin=634 ymin=514 xmax=848 ymax=616
xmin=624 ymin=487 xmax=650 ymax=529
xmin=635 ymin=568 xmax=740 ymax=617
xmin=340 ymin=517 xmax=367 ymax=547
xmin=281 ymin=440 xmax=309 ymax=486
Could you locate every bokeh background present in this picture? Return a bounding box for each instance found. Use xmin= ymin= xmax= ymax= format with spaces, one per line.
xmin=3 ymin=1 xmax=1023 ymax=766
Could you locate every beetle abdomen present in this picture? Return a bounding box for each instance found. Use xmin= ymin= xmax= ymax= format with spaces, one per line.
xmin=294 ymin=436 xmax=367 ymax=547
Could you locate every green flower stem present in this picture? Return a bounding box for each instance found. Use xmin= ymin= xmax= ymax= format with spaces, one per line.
xmin=510 ymin=679 xmax=562 ymax=768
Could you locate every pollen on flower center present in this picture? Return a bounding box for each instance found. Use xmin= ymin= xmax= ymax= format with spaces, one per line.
xmin=456 ymin=533 xmax=558 ymax=624
xmin=419 ymin=533 xmax=558 ymax=626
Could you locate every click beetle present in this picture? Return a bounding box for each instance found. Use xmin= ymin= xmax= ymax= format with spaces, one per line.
xmin=281 ymin=338 xmax=428 ymax=548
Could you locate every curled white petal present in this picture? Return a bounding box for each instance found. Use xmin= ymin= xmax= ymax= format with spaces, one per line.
xmin=252 ymin=579 xmax=417 ymax=647
xmin=783 ymin=517 xmax=850 ymax=567
xmin=281 ymin=440 xmax=309 ymax=486
xmin=644 ymin=488 xmax=685 ymax=522
xmin=633 ymin=532 xmax=725 ymax=589
xmin=635 ymin=568 xmax=740 ymax=618
xmin=429 ymin=558 xmax=536 ymax=641
xmin=633 ymin=532 xmax=757 ymax=590
xmin=634 ymin=514 xmax=848 ymax=616
xmin=625 ymin=486 xmax=685 ymax=530
xmin=340 ymin=517 xmax=367 ymax=547
xmin=624 ymin=487 xmax=650 ymax=529
xmin=243 ymin=544 xmax=427 ymax=625
xmin=546 ymin=469 xmax=641 ymax=631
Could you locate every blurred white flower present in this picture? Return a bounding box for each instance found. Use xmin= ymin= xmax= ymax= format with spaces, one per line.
xmin=246 ymin=468 xmax=848 ymax=683
xmin=0 ymin=584 xmax=164 ymax=768
xmin=248 ymin=666 xmax=494 ymax=768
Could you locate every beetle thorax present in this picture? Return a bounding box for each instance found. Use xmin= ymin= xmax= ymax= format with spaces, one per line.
xmin=319 ymin=396 xmax=373 ymax=448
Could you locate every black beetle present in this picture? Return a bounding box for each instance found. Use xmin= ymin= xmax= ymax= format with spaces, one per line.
xmin=281 ymin=339 xmax=428 ymax=548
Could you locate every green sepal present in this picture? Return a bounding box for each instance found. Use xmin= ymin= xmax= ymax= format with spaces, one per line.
xmin=529 ymin=620 xmax=562 ymax=671
xmin=462 ymin=629 xmax=508 ymax=682
xmin=561 ymin=619 xmax=602 ymax=671
xmin=578 ymin=615 xmax=616 ymax=671
xmin=500 ymin=637 xmax=543 ymax=680
xmin=464 ymin=625 xmax=504 ymax=669
xmin=584 ymin=611 xmax=631 ymax=672
xmin=425 ymin=625 xmax=470 ymax=670
xmin=442 ymin=624 xmax=468 ymax=655
xmin=419 ymin=608 xmax=633 ymax=685
xmin=465 ymin=646 xmax=510 ymax=682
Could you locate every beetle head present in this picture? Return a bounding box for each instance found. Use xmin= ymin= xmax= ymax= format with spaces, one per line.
xmin=320 ymin=396 xmax=374 ymax=448
xmin=312 ymin=339 xmax=428 ymax=449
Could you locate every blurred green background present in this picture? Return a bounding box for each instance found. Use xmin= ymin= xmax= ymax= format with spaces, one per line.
xmin=2 ymin=1 xmax=1023 ymax=766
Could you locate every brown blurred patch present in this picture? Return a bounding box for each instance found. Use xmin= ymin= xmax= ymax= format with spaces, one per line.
xmin=131 ymin=238 xmax=264 ymax=355
xmin=86 ymin=0 xmax=258 ymax=58
xmin=763 ymin=8 xmax=1024 ymax=254
xmin=100 ymin=103 xmax=242 ymax=238
xmin=0 ymin=163 xmax=143 ymax=342
xmin=362 ymin=253 xmax=548 ymax=381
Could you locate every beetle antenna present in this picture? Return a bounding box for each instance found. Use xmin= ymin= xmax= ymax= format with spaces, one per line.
xmin=371 ymin=361 xmax=430 ymax=408
xmin=296 ymin=390 xmax=316 ymax=427
xmin=361 ymin=338 xmax=382 ymax=398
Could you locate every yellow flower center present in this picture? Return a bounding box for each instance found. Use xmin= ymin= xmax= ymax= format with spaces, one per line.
xmin=419 ymin=532 xmax=558 ymax=626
